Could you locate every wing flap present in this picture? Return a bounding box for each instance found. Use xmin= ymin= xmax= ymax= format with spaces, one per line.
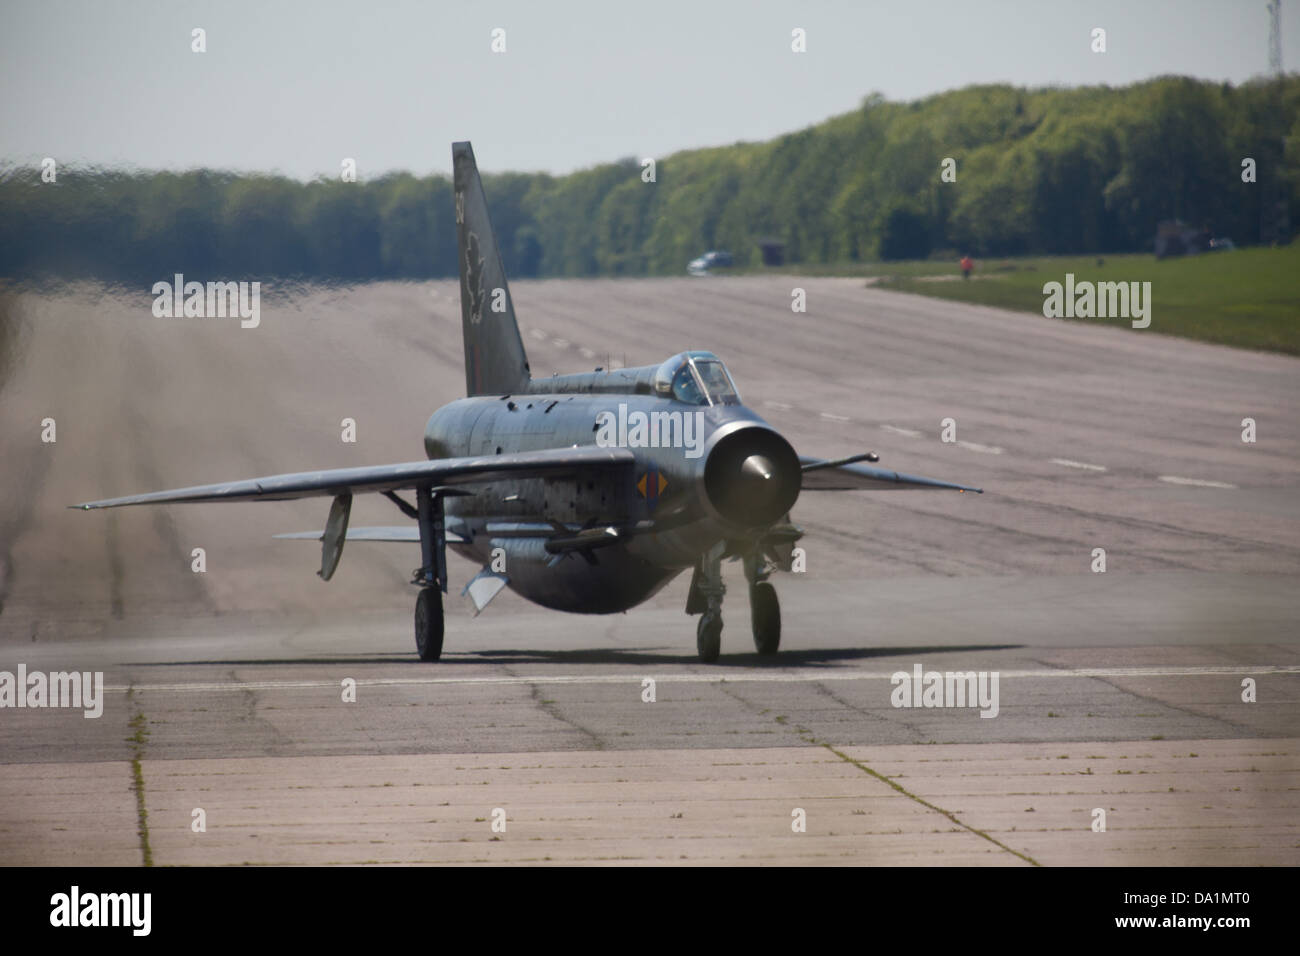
xmin=74 ymin=446 xmax=635 ymax=510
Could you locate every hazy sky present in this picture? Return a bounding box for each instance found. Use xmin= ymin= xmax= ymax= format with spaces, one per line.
xmin=1 ymin=0 xmax=1294 ymax=178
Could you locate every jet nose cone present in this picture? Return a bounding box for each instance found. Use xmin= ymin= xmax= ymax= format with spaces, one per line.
xmin=741 ymin=454 xmax=775 ymax=482
xmin=704 ymin=428 xmax=801 ymax=528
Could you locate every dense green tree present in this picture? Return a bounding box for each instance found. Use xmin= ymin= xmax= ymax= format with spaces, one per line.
xmin=3 ymin=76 xmax=1296 ymax=282
xmin=878 ymin=201 xmax=932 ymax=261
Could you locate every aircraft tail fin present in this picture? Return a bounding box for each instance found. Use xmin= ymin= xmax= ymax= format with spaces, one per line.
xmin=453 ymin=141 xmax=531 ymax=396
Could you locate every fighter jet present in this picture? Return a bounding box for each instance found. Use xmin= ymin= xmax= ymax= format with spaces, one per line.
xmin=75 ymin=142 xmax=982 ymax=662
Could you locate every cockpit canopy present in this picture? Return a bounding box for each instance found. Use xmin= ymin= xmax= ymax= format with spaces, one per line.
xmin=652 ymin=351 xmax=741 ymax=406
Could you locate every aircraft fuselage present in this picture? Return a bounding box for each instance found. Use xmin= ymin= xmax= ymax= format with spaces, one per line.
xmin=423 ymin=388 xmax=798 ymax=613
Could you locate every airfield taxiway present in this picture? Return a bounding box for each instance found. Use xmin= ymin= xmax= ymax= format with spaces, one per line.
xmin=0 ymin=276 xmax=1296 ymax=864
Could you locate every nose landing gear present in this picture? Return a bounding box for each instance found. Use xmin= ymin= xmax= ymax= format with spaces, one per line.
xmin=744 ymin=550 xmax=781 ymax=655
xmin=686 ymin=543 xmax=783 ymax=661
xmin=688 ymin=542 xmax=727 ymax=662
xmin=696 ymin=611 xmax=723 ymax=663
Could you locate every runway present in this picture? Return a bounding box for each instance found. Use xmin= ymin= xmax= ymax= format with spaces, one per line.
xmin=1 ymin=276 xmax=1297 ymax=865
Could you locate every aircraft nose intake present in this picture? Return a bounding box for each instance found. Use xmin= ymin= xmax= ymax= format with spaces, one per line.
xmin=741 ymin=454 xmax=775 ymax=482
xmin=704 ymin=428 xmax=801 ymax=528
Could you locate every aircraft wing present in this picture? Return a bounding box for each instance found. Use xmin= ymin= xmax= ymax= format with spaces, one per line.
xmin=73 ymin=447 xmax=636 ymax=509
xmin=799 ymin=454 xmax=983 ymax=493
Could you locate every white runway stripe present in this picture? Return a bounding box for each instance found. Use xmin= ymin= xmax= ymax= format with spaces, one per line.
xmin=108 ymin=664 xmax=1299 ymax=694
xmin=881 ymin=424 xmax=922 ymax=437
xmin=1051 ymin=458 xmax=1107 ymax=471
xmin=1159 ymin=475 xmax=1237 ymax=489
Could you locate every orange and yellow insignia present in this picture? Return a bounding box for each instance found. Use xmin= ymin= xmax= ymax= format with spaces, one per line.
xmin=636 ymin=469 xmax=668 ymax=506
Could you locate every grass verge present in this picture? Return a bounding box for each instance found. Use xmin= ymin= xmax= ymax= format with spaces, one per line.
xmin=866 ymin=246 xmax=1300 ymax=355
xmin=126 ymin=687 xmax=153 ymax=867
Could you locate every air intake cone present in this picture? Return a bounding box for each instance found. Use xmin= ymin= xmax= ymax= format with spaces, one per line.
xmin=704 ymin=428 xmax=801 ymax=528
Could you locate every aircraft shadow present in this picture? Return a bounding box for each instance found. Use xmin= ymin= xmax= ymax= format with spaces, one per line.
xmin=127 ymin=644 xmax=1020 ymax=669
xmin=448 ymin=644 xmax=1020 ymax=667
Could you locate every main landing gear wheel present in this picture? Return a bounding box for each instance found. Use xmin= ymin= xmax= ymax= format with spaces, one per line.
xmin=696 ymin=612 xmax=722 ymax=663
xmin=750 ymin=582 xmax=780 ymax=655
xmin=415 ymin=587 xmax=444 ymax=661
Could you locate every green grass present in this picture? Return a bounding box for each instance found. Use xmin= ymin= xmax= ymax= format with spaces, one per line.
xmin=125 ymin=689 xmax=153 ymax=867
xmin=753 ymin=259 xmax=966 ymax=279
xmin=855 ymin=246 xmax=1300 ymax=355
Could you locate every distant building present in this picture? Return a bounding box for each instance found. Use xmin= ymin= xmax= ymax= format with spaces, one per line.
xmin=757 ymin=239 xmax=786 ymax=267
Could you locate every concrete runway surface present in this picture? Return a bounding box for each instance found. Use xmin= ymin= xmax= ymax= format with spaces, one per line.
xmin=0 ymin=276 xmax=1296 ymax=865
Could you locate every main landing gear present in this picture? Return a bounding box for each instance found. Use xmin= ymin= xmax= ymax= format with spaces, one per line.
xmin=686 ymin=543 xmax=782 ymax=662
xmin=410 ymin=484 xmax=453 ymax=662
xmin=415 ymin=587 xmax=444 ymax=661
xmin=749 ymin=580 xmax=781 ymax=656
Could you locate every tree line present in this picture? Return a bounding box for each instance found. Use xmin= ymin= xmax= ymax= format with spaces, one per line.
xmin=2 ymin=75 xmax=1296 ymax=283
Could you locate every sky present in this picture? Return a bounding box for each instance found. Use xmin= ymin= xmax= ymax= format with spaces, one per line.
xmin=1 ymin=0 xmax=1295 ymax=179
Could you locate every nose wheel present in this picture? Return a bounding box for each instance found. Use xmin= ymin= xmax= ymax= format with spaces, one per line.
xmin=696 ymin=611 xmax=722 ymax=663
xmin=686 ymin=541 xmax=728 ymax=662
xmin=687 ymin=542 xmax=784 ymax=661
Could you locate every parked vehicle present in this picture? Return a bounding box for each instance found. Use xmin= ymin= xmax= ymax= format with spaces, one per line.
xmin=687 ymin=250 xmax=734 ymax=275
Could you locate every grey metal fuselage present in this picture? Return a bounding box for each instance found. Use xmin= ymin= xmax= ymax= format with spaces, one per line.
xmin=423 ymin=367 xmax=793 ymax=614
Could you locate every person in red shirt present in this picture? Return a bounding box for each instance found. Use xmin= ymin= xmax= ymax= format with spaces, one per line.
xmin=959 ymin=255 xmax=974 ymax=279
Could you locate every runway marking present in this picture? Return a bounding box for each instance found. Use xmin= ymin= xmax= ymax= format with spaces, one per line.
xmin=579 ymin=348 xmax=595 ymax=359
xmin=820 ymin=412 xmax=851 ymax=423
xmin=528 ymin=328 xmax=547 ymax=340
xmin=881 ymin=425 xmax=922 ymax=437
xmin=552 ymin=338 xmax=569 ymax=349
xmin=764 ymin=401 xmax=793 ymax=411
xmin=957 ymin=440 xmax=1003 ymax=455
xmin=1051 ymin=458 xmax=1107 ymax=472
xmin=1159 ymin=475 xmax=1237 ymax=489
xmin=106 ymin=665 xmax=1300 ymax=695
